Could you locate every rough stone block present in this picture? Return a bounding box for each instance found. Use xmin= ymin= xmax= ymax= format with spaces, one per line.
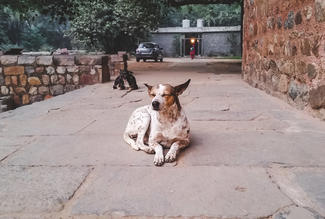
xmin=29 ymin=86 xmax=38 ymax=95
xmin=0 ymin=166 xmax=90 ymax=214
xmin=0 ymin=86 xmax=9 ymax=95
xmin=13 ymin=95 xmax=20 ymax=105
xmin=58 ymin=75 xmax=65 ymax=85
xmin=304 ymin=6 xmax=313 ymax=21
xmin=46 ymin=66 xmax=55 ymax=75
xmin=30 ymin=95 xmax=43 ymax=103
xmin=284 ymin=11 xmax=295 ymax=29
xmin=67 ymin=66 xmax=79 ymax=73
xmin=50 ymin=85 xmax=64 ymax=96
xmin=278 ymin=75 xmax=289 ymax=93
xmin=11 ymin=76 xmax=18 ymax=86
xmin=22 ymin=94 xmax=30 ymax=105
xmin=15 ymin=87 xmax=26 ymax=95
xmin=28 ymin=77 xmax=41 ymax=86
xmin=79 ymin=66 xmax=91 ymax=74
xmin=19 ymin=74 xmax=27 ymax=86
xmin=66 ymin=74 xmax=72 ymax=83
xmin=73 ymin=74 xmax=79 ymax=85
xmin=42 ymin=75 xmax=50 ymax=85
xmin=56 ymin=66 xmax=66 ymax=74
xmin=309 ymin=85 xmax=325 ymax=109
xmin=38 ymin=86 xmax=49 ymax=95
xmin=76 ymin=55 xmax=102 ymax=65
xmin=307 ymin=63 xmax=317 ymax=80
xmin=4 ymin=76 xmax=10 ymax=86
xmin=279 ymin=62 xmax=294 ymax=76
xmin=18 ymin=56 xmax=36 ymax=65
xmin=80 ymin=74 xmax=95 ymax=85
xmin=315 ymin=0 xmax=325 ymax=22
xmin=0 ymin=75 xmax=4 ymax=85
xmin=36 ymin=56 xmax=53 ymax=66
xmin=295 ymin=11 xmax=302 ymax=25
xmin=51 ymin=75 xmax=58 ymax=85
xmin=35 ymin=66 xmax=45 ymax=74
xmin=288 ymin=80 xmax=308 ymax=101
xmin=53 ymin=55 xmax=75 ymax=66
xmin=301 ymin=38 xmax=311 ymax=56
xmin=0 ymin=67 xmax=2 ymax=74
xmin=25 ymin=66 xmax=35 ymax=75
xmin=64 ymin=85 xmax=76 ymax=92
xmin=0 ymin=56 xmax=17 ymax=65
xmin=4 ymin=66 xmax=24 ymax=76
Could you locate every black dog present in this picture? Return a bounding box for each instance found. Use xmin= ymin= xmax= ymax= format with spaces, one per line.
xmin=113 ymin=70 xmax=138 ymax=90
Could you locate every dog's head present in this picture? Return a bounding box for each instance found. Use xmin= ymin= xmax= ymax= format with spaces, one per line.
xmin=144 ymin=79 xmax=191 ymax=111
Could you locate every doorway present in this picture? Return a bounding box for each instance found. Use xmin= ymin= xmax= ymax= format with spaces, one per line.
xmin=180 ymin=33 xmax=202 ymax=57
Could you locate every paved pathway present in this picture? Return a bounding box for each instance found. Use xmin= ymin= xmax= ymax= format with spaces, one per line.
xmin=0 ymin=58 xmax=325 ymax=219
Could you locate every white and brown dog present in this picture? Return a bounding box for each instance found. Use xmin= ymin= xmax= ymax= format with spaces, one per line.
xmin=123 ymin=79 xmax=191 ymax=166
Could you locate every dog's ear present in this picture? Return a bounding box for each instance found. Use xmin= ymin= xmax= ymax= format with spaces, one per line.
xmin=174 ymin=79 xmax=191 ymax=96
xmin=144 ymin=83 xmax=152 ymax=91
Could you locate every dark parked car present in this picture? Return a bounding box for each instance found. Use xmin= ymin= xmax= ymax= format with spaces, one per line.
xmin=136 ymin=42 xmax=163 ymax=62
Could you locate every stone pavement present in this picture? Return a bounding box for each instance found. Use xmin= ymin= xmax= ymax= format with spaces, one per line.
xmin=0 ymin=58 xmax=325 ymax=219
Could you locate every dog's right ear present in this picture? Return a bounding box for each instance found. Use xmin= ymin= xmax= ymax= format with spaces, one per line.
xmin=144 ymin=83 xmax=152 ymax=91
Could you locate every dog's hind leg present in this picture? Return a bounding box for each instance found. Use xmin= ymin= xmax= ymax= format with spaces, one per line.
xmin=123 ymin=132 xmax=139 ymax=151
xmin=136 ymin=114 xmax=154 ymax=154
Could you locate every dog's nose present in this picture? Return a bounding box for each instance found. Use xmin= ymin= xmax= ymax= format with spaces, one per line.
xmin=152 ymin=101 xmax=160 ymax=110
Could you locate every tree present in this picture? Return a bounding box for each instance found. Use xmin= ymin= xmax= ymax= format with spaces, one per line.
xmin=0 ymin=7 xmax=72 ymax=51
xmin=160 ymin=3 xmax=241 ymax=27
xmin=69 ymin=0 xmax=163 ymax=53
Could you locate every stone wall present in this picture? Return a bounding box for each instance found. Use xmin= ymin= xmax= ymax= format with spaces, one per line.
xmin=242 ymin=0 xmax=325 ymax=118
xmin=0 ymin=55 xmax=111 ymax=108
xmin=202 ymin=32 xmax=241 ymax=57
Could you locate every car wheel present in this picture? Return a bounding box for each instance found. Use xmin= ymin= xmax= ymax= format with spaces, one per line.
xmin=136 ymin=58 xmax=140 ymax=62
xmin=160 ymin=58 xmax=163 ymax=62
xmin=155 ymin=57 xmax=158 ymax=62
xmin=143 ymin=58 xmax=146 ymax=62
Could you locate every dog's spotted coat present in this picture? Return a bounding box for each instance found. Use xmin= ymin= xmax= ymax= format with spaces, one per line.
xmin=124 ymin=80 xmax=191 ymax=166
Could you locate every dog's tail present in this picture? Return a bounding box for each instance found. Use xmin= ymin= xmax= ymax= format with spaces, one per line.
xmin=123 ymin=132 xmax=139 ymax=151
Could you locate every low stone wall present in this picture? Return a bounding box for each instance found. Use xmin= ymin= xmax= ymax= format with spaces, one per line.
xmin=243 ymin=0 xmax=325 ymax=119
xmin=0 ymin=55 xmax=111 ymax=107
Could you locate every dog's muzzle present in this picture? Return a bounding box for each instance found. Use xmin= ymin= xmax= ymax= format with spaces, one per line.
xmin=152 ymin=101 xmax=160 ymax=111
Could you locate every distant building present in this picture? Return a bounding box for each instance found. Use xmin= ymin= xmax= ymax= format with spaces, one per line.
xmin=151 ymin=19 xmax=241 ymax=57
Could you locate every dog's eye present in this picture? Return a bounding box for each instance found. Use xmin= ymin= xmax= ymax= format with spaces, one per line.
xmin=162 ymin=94 xmax=170 ymax=97
xmin=150 ymin=94 xmax=155 ymax=97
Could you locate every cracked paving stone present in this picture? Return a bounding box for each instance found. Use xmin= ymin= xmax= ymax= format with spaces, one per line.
xmin=0 ymin=147 xmax=20 ymax=162
xmin=0 ymin=166 xmax=91 ymax=214
xmin=269 ymin=167 xmax=325 ymax=216
xmin=272 ymin=206 xmax=320 ymax=219
xmin=71 ymin=166 xmax=291 ymax=218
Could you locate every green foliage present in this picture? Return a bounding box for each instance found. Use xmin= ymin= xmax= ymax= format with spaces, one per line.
xmin=69 ymin=0 xmax=163 ymax=53
xmin=0 ymin=7 xmax=72 ymax=51
xmin=160 ymin=3 xmax=241 ymax=27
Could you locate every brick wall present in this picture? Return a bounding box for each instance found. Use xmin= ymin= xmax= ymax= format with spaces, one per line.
xmin=243 ymin=0 xmax=325 ymax=118
xmin=0 ymin=55 xmax=111 ymax=108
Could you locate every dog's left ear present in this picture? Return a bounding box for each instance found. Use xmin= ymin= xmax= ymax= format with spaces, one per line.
xmin=174 ymin=79 xmax=191 ymax=96
xmin=144 ymin=83 xmax=153 ymax=91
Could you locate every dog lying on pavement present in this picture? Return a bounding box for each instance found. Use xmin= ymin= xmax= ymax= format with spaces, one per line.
xmin=123 ymin=79 xmax=191 ymax=166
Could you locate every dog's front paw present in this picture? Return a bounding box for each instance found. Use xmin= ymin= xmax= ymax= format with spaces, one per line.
xmin=153 ymin=154 xmax=164 ymax=166
xmin=165 ymin=152 xmax=177 ymax=163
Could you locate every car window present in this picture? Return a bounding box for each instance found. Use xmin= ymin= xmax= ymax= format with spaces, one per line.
xmin=139 ymin=43 xmax=154 ymax=48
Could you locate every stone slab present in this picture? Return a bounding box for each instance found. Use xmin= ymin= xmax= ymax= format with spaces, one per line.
xmin=179 ymin=122 xmax=325 ymax=167
xmin=269 ymin=167 xmax=325 ymax=216
xmin=0 ymin=146 xmax=19 ymax=161
xmin=272 ymin=206 xmax=320 ymax=219
xmin=0 ymin=166 xmax=91 ymax=214
xmin=4 ymin=135 xmax=153 ymax=166
xmin=71 ymin=166 xmax=292 ymax=218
